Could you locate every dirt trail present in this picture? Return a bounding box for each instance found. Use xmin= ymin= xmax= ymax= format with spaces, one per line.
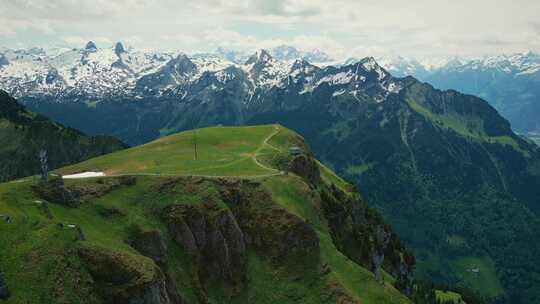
xmin=252 ymin=124 xmax=283 ymax=173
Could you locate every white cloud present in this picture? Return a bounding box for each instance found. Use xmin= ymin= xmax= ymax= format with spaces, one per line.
xmin=0 ymin=19 xmax=55 ymax=37
xmin=1 ymin=0 xmax=540 ymax=59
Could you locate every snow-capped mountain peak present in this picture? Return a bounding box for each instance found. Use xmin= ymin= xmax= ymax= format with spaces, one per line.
xmin=245 ymin=49 xmax=273 ymax=65
xmin=114 ymin=42 xmax=126 ymax=56
xmin=243 ymin=49 xmax=290 ymax=88
xmin=84 ymin=41 xmax=98 ymax=52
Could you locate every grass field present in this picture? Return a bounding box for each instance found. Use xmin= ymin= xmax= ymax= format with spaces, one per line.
xmin=57 ymin=125 xmax=281 ymax=177
xmin=452 ymin=256 xmax=504 ymax=298
xmin=407 ymin=98 xmax=529 ymax=156
xmin=415 ymin=249 xmax=504 ymax=299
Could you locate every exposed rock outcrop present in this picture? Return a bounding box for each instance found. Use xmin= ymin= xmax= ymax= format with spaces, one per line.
xmin=130 ymin=229 xmax=168 ymax=266
xmin=227 ymin=183 xmax=320 ymax=258
xmin=288 ymin=155 xmax=321 ymax=185
xmin=129 ymin=229 xmax=184 ymax=304
xmin=115 ymin=42 xmax=126 ymax=56
xmin=238 ymin=206 xmax=319 ymax=257
xmin=164 ymin=204 xmax=246 ymax=285
xmin=0 ymin=271 xmax=9 ymax=300
xmin=33 ymin=176 xmax=81 ymax=207
xmin=321 ymin=184 xmax=415 ymax=294
xmin=78 ymin=245 xmax=172 ymax=304
xmin=84 ymin=41 xmax=97 ymax=52
xmin=0 ymin=54 xmax=8 ymax=68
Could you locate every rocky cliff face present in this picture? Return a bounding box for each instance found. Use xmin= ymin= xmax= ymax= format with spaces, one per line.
xmin=321 ymin=184 xmax=415 ymax=295
xmin=129 ymin=229 xmax=185 ymax=304
xmin=165 ymin=203 xmax=247 ymax=288
xmin=288 ymin=154 xmax=322 ymax=185
xmin=160 ymin=177 xmax=322 ymax=298
xmin=78 ymin=245 xmax=174 ymax=304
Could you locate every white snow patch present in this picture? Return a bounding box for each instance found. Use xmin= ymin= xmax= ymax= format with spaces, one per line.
xmin=386 ymin=82 xmax=402 ymax=93
xmin=332 ymin=89 xmax=346 ymax=97
xmin=62 ymin=172 xmax=105 ymax=179
xmin=318 ymin=71 xmax=354 ymax=86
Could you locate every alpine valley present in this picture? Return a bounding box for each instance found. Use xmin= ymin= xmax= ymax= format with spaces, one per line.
xmin=1 ymin=42 xmax=540 ymax=303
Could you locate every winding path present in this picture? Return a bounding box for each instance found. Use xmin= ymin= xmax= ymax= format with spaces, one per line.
xmin=252 ymin=124 xmax=282 ymax=173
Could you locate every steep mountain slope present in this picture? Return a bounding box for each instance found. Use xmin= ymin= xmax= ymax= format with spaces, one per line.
xmin=248 ymin=67 xmax=540 ymax=303
xmin=388 ymin=52 xmax=540 ymax=143
xmin=3 ymin=47 xmax=540 ymax=302
xmin=0 ymin=125 xmax=415 ymax=304
xmin=259 ymin=78 xmax=540 ymax=302
xmin=0 ymin=90 xmax=126 ymax=182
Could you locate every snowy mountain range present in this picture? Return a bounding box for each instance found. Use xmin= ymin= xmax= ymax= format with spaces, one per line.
xmin=419 ymin=52 xmax=540 ymax=139
xmin=0 ymin=42 xmax=398 ymax=101
xmin=1 ymin=42 xmax=539 ymax=140
xmin=2 ymin=41 xmax=539 ymax=99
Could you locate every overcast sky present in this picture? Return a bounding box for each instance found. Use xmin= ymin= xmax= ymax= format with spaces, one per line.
xmin=1 ymin=0 xmax=539 ymax=60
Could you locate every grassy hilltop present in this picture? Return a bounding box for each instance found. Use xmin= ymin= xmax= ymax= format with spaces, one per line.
xmin=0 ymin=125 xmax=415 ymax=304
xmin=57 ymin=125 xmax=281 ymax=178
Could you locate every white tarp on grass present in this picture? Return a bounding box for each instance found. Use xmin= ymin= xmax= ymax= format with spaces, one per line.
xmin=62 ymin=172 xmax=105 ymax=179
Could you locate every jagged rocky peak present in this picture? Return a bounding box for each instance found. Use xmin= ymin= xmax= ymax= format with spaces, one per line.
xmin=84 ymin=41 xmax=97 ymax=52
xmin=289 ymin=58 xmax=319 ymax=77
xmin=348 ymin=56 xmax=390 ymax=81
xmin=222 ymin=65 xmax=248 ymax=78
xmin=114 ymin=42 xmax=126 ymax=56
xmin=358 ymin=56 xmax=380 ymax=70
xmin=291 ymin=58 xmax=316 ymax=70
xmin=45 ymin=68 xmax=61 ymax=84
xmin=245 ymin=49 xmax=273 ymax=65
xmin=0 ymin=54 xmax=8 ymax=67
xmin=167 ymin=54 xmax=197 ymax=74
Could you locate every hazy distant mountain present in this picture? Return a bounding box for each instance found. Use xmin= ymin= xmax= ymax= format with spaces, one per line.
xmin=373 ymin=52 xmax=540 ymax=143
xmin=215 ymin=45 xmax=332 ymax=64
xmin=421 ymin=52 xmax=540 ymax=143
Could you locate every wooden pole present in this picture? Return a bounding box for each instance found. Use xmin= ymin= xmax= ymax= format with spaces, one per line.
xmin=193 ymin=129 xmax=198 ymax=160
